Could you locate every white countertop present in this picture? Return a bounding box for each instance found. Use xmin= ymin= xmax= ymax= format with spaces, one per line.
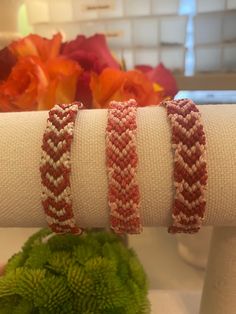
xmin=149 ymin=290 xmax=201 ymax=314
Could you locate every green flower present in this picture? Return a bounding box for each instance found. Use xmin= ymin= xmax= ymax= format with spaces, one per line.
xmin=0 ymin=229 xmax=150 ymax=314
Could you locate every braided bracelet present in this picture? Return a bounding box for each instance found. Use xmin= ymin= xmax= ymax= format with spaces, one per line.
xmin=162 ymin=99 xmax=208 ymax=234
xmin=106 ymin=99 xmax=142 ymax=234
xmin=40 ymin=102 xmax=83 ymax=234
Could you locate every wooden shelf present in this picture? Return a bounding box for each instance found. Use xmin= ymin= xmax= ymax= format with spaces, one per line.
xmin=174 ymin=73 xmax=236 ymax=90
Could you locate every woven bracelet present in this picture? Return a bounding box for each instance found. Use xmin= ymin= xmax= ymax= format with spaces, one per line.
xmin=40 ymin=102 xmax=83 ymax=234
xmin=162 ymin=99 xmax=208 ymax=234
xmin=106 ymin=99 xmax=142 ymax=234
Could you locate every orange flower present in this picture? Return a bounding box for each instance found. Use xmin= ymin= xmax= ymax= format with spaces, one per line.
xmin=90 ymin=68 xmax=164 ymax=108
xmin=0 ymin=33 xmax=82 ymax=112
xmin=0 ymin=55 xmax=82 ymax=112
xmin=10 ymin=33 xmax=62 ymax=62
xmin=0 ymin=56 xmax=48 ymax=111
xmin=38 ymin=57 xmax=82 ymax=110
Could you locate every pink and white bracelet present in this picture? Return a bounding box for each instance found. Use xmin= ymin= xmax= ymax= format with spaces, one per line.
xmin=106 ymin=99 xmax=142 ymax=234
xmin=40 ymin=102 xmax=83 ymax=234
xmin=162 ymin=99 xmax=208 ymax=234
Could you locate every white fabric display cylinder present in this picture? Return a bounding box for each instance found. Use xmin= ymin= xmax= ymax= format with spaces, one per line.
xmin=176 ymin=227 xmax=212 ymax=269
xmin=200 ymin=227 xmax=236 ymax=314
xmin=0 ymin=105 xmax=235 ymax=228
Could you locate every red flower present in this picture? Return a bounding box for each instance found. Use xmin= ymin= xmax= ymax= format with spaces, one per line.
xmin=61 ymin=34 xmax=119 ymax=70
xmin=61 ymin=34 xmax=120 ymax=107
xmin=0 ymin=47 xmax=16 ymax=81
xmin=136 ymin=63 xmax=178 ymax=98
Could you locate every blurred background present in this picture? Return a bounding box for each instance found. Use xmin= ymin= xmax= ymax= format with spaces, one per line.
xmin=0 ymin=1 xmax=235 ymax=312
xmin=1 ymin=0 xmax=235 ymax=102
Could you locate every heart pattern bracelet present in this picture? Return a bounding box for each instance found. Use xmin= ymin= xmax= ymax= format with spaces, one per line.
xmin=40 ymin=102 xmax=83 ymax=234
xmin=162 ymin=99 xmax=208 ymax=234
xmin=106 ymin=99 xmax=142 ymax=234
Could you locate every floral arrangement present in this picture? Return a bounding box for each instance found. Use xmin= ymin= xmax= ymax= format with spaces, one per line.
xmin=0 ymin=33 xmax=178 ymax=111
xmin=0 ymin=228 xmax=149 ymax=314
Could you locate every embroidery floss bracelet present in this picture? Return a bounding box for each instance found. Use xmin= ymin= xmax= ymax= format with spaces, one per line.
xmin=40 ymin=102 xmax=83 ymax=235
xmin=106 ymin=99 xmax=142 ymax=234
xmin=162 ymin=98 xmax=208 ymax=234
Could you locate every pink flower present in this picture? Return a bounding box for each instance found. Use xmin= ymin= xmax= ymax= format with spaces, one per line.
xmin=61 ymin=34 xmax=120 ymax=107
xmin=61 ymin=34 xmax=119 ymax=70
xmin=136 ymin=63 xmax=178 ymax=98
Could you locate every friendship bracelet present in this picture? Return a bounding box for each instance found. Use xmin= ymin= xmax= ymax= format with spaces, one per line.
xmin=162 ymin=99 xmax=208 ymax=234
xmin=106 ymin=99 xmax=142 ymax=234
xmin=40 ymin=102 xmax=83 ymax=234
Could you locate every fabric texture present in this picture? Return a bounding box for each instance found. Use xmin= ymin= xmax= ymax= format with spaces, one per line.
xmin=106 ymin=99 xmax=141 ymax=234
xmin=163 ymin=99 xmax=207 ymax=234
xmin=0 ymin=105 xmax=235 ymax=227
xmin=40 ymin=102 xmax=84 ymax=234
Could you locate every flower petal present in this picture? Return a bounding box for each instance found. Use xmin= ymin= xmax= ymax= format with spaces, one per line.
xmin=61 ymin=34 xmax=120 ymax=70
xmin=0 ymin=56 xmax=49 ymax=112
xmin=38 ymin=57 xmax=82 ymax=110
xmin=10 ymin=33 xmax=62 ymax=62
xmin=90 ymin=68 xmax=164 ymax=108
xmin=0 ymin=47 xmax=17 ymax=81
xmin=90 ymin=68 xmax=125 ymax=108
xmin=136 ymin=63 xmax=178 ymax=98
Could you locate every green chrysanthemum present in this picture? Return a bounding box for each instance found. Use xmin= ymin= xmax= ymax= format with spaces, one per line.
xmin=0 ymin=229 xmax=150 ymax=314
